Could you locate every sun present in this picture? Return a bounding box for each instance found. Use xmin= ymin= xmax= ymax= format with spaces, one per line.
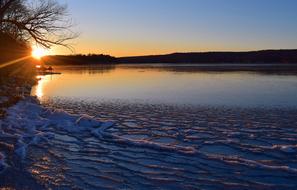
xmin=32 ymin=47 xmax=47 ymax=60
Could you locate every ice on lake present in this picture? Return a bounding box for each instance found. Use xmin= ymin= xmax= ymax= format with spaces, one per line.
xmin=1 ymin=64 xmax=297 ymax=189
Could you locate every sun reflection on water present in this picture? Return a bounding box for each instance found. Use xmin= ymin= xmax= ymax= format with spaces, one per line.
xmin=33 ymin=75 xmax=48 ymax=99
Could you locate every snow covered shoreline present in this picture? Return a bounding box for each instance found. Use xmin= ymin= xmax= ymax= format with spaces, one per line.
xmin=0 ymin=96 xmax=114 ymax=173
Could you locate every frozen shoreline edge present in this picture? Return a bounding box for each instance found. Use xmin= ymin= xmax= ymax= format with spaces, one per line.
xmin=0 ymin=96 xmax=114 ymax=173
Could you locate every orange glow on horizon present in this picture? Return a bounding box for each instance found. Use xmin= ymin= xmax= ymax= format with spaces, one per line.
xmin=49 ymin=40 xmax=259 ymax=57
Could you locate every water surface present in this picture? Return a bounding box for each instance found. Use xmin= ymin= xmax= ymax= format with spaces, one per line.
xmin=31 ymin=64 xmax=297 ymax=107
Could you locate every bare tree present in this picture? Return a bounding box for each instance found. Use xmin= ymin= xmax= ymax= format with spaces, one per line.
xmin=0 ymin=0 xmax=77 ymax=50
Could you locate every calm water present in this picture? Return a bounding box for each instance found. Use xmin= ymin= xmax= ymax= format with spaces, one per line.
xmin=31 ymin=64 xmax=297 ymax=107
xmin=2 ymin=64 xmax=297 ymax=189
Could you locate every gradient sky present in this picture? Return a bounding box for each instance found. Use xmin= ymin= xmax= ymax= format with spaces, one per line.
xmin=53 ymin=0 xmax=297 ymax=57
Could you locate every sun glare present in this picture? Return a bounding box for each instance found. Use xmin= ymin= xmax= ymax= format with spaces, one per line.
xmin=32 ymin=47 xmax=47 ymax=60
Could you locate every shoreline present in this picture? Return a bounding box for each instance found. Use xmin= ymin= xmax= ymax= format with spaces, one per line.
xmin=0 ymin=76 xmax=36 ymax=118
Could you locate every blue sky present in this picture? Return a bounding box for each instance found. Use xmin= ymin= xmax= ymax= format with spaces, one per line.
xmin=55 ymin=0 xmax=297 ymax=56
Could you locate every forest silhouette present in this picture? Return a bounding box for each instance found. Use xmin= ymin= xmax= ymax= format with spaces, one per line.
xmin=43 ymin=50 xmax=297 ymax=65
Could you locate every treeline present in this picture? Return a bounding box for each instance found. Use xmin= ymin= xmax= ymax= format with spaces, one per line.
xmin=44 ymin=50 xmax=297 ymax=65
xmin=43 ymin=54 xmax=117 ymax=65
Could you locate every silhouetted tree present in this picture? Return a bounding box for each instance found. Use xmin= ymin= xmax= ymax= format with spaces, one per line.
xmin=0 ymin=0 xmax=76 ymax=49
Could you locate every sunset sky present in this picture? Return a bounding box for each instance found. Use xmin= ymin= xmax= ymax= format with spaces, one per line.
xmin=53 ymin=0 xmax=297 ymax=57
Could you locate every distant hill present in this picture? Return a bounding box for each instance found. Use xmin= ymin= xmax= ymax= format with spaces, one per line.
xmin=44 ymin=50 xmax=297 ymax=65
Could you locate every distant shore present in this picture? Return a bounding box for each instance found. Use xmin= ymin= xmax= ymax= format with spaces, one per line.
xmin=43 ymin=49 xmax=297 ymax=65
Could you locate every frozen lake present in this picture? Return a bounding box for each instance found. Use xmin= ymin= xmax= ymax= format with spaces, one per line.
xmin=1 ymin=64 xmax=297 ymax=189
